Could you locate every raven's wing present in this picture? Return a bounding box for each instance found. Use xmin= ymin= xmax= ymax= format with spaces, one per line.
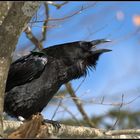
xmin=6 ymin=53 xmax=48 ymax=92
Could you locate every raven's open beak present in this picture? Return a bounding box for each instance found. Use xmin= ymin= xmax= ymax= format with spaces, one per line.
xmin=91 ymin=39 xmax=111 ymax=46
xmin=91 ymin=48 xmax=112 ymax=54
xmin=91 ymin=39 xmax=112 ymax=54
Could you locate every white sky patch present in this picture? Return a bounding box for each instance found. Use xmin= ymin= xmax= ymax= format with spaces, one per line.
xmin=116 ymin=10 xmax=124 ymax=21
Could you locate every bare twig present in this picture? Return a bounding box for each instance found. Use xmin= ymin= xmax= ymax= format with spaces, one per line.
xmin=124 ymin=95 xmax=140 ymax=105
xmin=108 ymin=27 xmax=140 ymax=46
xmin=74 ymin=77 xmax=86 ymax=94
xmin=52 ymin=94 xmax=140 ymax=108
xmin=51 ymin=99 xmax=63 ymax=120
xmin=109 ymin=94 xmax=124 ymax=130
xmin=31 ymin=24 xmax=59 ymax=29
xmin=60 ymin=104 xmax=83 ymax=126
xmin=40 ymin=2 xmax=49 ymax=42
xmin=85 ymin=24 xmax=108 ymax=40
xmin=24 ymin=3 xmax=50 ymax=50
xmin=29 ymin=3 xmax=97 ymax=24
xmin=65 ymin=83 xmax=95 ymax=127
xmin=24 ymin=26 xmax=43 ymax=50
xmin=46 ymin=1 xmax=69 ymax=9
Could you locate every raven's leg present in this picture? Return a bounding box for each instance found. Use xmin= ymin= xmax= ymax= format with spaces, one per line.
xmin=43 ymin=119 xmax=61 ymax=129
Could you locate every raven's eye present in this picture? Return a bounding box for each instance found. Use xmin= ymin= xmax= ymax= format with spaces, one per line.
xmin=79 ymin=42 xmax=85 ymax=47
xmin=79 ymin=42 xmax=91 ymax=51
xmin=80 ymin=42 xmax=88 ymax=47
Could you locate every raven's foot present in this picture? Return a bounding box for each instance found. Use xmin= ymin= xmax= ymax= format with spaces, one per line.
xmin=43 ymin=119 xmax=61 ymax=129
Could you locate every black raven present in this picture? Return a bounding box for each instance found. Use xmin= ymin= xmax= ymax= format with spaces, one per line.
xmin=4 ymin=39 xmax=111 ymax=121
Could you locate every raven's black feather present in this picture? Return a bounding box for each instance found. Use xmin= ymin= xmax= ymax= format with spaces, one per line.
xmin=4 ymin=40 xmax=111 ymax=119
xmin=5 ymin=52 xmax=48 ymax=92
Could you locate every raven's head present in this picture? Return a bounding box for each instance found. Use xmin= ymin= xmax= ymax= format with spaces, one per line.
xmin=77 ymin=39 xmax=111 ymax=69
xmin=61 ymin=39 xmax=112 ymax=78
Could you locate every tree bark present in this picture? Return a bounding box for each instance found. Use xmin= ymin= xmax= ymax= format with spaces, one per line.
xmin=0 ymin=1 xmax=41 ymax=137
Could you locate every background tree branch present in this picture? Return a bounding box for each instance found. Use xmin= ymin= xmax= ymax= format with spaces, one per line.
xmin=65 ymin=83 xmax=95 ymax=127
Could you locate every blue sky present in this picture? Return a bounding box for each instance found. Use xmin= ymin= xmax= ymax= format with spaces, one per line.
xmin=15 ymin=1 xmax=140 ymax=121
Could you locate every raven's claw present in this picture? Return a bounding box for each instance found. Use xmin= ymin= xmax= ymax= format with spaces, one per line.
xmin=44 ymin=119 xmax=61 ymax=129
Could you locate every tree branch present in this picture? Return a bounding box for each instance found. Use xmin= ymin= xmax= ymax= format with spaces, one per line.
xmin=29 ymin=2 xmax=97 ymax=23
xmin=3 ymin=114 xmax=140 ymax=139
xmin=40 ymin=2 xmax=49 ymax=42
xmin=24 ymin=26 xmax=43 ymax=50
xmin=65 ymin=83 xmax=95 ymax=127
xmin=4 ymin=114 xmax=104 ymax=138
